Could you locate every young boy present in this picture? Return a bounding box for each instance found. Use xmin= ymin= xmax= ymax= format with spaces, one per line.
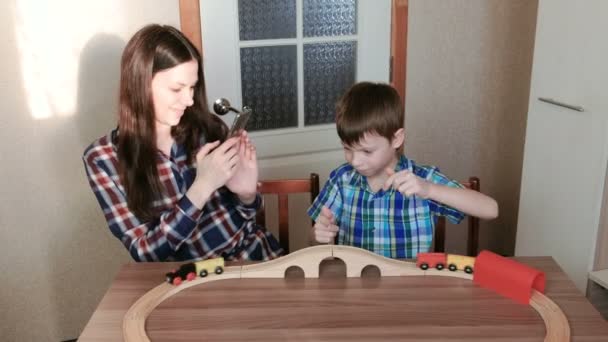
xmin=308 ymin=82 xmax=498 ymax=259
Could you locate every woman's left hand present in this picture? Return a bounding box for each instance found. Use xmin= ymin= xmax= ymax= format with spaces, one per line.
xmin=225 ymin=131 xmax=258 ymax=204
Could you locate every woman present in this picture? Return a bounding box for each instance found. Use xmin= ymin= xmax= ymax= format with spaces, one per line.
xmin=83 ymin=24 xmax=283 ymax=261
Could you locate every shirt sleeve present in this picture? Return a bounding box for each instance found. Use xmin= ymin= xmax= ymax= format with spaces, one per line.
xmin=233 ymin=193 xmax=263 ymax=220
xmin=83 ymin=154 xmax=203 ymax=262
xmin=307 ymin=169 xmax=343 ymax=226
xmin=420 ymin=166 xmax=466 ymax=224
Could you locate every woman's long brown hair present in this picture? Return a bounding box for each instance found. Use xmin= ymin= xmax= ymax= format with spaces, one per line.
xmin=117 ymin=24 xmax=227 ymax=220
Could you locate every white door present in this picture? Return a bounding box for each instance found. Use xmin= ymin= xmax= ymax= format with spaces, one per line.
xmin=516 ymin=0 xmax=608 ymax=292
xmin=199 ymin=0 xmax=391 ymax=159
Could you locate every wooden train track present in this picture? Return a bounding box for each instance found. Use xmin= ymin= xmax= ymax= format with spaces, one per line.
xmin=123 ymin=245 xmax=570 ymax=341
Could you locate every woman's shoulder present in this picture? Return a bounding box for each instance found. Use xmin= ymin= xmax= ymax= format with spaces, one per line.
xmin=83 ymin=129 xmax=118 ymax=165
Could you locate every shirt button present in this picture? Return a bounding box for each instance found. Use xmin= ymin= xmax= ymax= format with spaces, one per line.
xmin=371 ymin=227 xmax=376 ymax=232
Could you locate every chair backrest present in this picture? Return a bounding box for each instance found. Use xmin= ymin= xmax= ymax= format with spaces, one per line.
xmin=433 ymin=177 xmax=480 ymax=257
xmin=256 ymin=173 xmax=320 ymax=254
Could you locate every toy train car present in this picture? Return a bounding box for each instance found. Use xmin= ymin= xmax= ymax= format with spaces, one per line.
xmin=416 ymin=252 xmax=475 ymax=274
xmin=165 ymin=257 xmax=225 ymax=285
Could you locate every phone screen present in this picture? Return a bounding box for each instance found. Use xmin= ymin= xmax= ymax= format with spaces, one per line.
xmin=228 ymin=107 xmax=252 ymax=137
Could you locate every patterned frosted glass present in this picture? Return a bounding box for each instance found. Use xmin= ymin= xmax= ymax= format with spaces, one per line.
xmin=240 ymin=45 xmax=298 ymax=131
xmin=303 ymin=0 xmax=357 ymax=37
xmin=304 ymin=42 xmax=356 ymax=126
xmin=238 ymin=0 xmax=297 ymax=40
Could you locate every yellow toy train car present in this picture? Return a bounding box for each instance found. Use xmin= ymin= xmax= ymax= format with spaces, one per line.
xmin=165 ymin=257 xmax=225 ymax=285
xmin=446 ymin=254 xmax=475 ymax=273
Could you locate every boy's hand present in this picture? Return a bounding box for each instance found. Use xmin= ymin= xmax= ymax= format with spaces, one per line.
xmin=383 ymin=168 xmax=431 ymax=198
xmin=312 ymin=206 xmax=339 ymax=243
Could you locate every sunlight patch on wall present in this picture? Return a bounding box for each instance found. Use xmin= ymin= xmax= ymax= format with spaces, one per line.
xmin=14 ymin=1 xmax=126 ymax=120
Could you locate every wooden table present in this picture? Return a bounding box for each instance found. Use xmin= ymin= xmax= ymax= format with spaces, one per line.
xmin=79 ymin=256 xmax=608 ymax=341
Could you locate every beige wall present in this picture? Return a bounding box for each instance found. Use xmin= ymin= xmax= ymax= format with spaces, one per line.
xmin=405 ymin=0 xmax=537 ymax=255
xmin=0 ymin=1 xmax=180 ymax=340
xmin=0 ymin=0 xmax=538 ymax=340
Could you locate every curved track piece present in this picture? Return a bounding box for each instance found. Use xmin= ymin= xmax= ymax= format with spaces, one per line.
xmin=530 ymin=290 xmax=571 ymax=341
xmin=123 ymin=245 xmax=570 ymax=342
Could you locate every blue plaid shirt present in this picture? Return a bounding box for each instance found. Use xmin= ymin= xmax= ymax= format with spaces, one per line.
xmin=308 ymin=155 xmax=465 ymax=259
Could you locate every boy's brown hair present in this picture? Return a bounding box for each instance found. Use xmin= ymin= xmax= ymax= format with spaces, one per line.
xmin=336 ymin=82 xmax=404 ymax=148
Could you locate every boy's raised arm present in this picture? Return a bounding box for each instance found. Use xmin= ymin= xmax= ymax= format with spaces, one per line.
xmin=383 ymin=167 xmax=499 ymax=220
xmin=426 ymin=184 xmax=498 ymax=220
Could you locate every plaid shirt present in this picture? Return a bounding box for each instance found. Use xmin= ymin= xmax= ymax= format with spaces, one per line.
xmin=83 ymin=129 xmax=283 ymax=262
xmin=308 ymin=155 xmax=465 ymax=259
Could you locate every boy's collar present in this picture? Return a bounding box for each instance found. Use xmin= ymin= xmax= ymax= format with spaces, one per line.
xmin=396 ymin=154 xmax=413 ymax=172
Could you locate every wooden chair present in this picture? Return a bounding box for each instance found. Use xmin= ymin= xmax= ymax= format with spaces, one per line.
xmin=256 ymin=173 xmax=320 ymax=254
xmin=433 ymin=177 xmax=480 ymax=257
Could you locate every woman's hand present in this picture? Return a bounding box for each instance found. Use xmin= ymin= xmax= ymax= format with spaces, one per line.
xmin=225 ymin=131 xmax=258 ymax=204
xmin=192 ymin=137 xmax=240 ymax=193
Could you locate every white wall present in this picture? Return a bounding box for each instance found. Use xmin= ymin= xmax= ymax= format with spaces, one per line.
xmin=0 ymin=1 xmax=180 ymax=340
xmin=516 ymin=0 xmax=608 ymax=293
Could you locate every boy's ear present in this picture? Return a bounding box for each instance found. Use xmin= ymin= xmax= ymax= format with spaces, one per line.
xmin=392 ymin=128 xmax=405 ymax=149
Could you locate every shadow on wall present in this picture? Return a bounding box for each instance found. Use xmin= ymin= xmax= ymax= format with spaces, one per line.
xmin=44 ymin=33 xmax=133 ymax=340
xmin=75 ymin=33 xmax=123 ymax=147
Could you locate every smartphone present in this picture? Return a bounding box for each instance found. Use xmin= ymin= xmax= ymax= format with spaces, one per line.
xmin=228 ymin=107 xmax=252 ymax=137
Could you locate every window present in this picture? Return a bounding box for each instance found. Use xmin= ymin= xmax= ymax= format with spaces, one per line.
xmin=201 ymin=0 xmax=390 ymax=157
